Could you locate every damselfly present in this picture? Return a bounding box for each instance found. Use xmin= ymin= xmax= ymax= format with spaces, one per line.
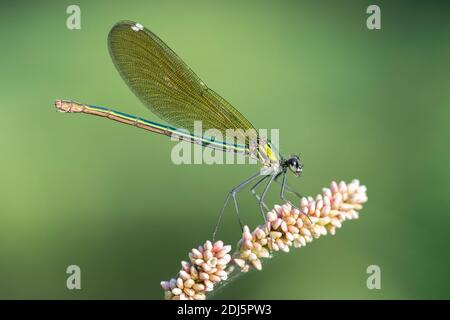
xmin=55 ymin=21 xmax=305 ymax=239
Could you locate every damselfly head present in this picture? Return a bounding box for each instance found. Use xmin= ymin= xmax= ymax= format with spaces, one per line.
xmin=286 ymin=155 xmax=303 ymax=177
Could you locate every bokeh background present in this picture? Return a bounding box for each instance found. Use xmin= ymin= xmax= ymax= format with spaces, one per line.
xmin=0 ymin=0 xmax=449 ymax=299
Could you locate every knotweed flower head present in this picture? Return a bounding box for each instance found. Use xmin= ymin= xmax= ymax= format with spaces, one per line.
xmin=162 ymin=179 xmax=367 ymax=300
xmin=161 ymin=240 xmax=232 ymax=300
xmin=234 ymin=179 xmax=368 ymax=272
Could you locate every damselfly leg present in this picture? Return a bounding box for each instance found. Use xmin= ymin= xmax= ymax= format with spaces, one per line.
xmin=250 ymin=175 xmax=270 ymax=213
xmin=276 ymin=171 xmax=303 ymax=201
xmin=212 ymin=170 xmax=305 ymax=241
xmin=276 ymin=171 xmax=312 ymax=223
xmin=258 ymin=173 xmax=277 ymax=218
xmin=213 ymin=172 xmax=263 ymax=241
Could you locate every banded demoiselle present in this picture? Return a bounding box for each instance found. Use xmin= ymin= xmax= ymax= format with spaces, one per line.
xmin=55 ymin=21 xmax=305 ymax=238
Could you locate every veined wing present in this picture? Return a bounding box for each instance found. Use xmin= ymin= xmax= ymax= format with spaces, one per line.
xmin=108 ymin=21 xmax=256 ymax=145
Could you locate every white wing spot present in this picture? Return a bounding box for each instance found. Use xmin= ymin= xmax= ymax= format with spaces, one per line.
xmin=131 ymin=23 xmax=144 ymax=32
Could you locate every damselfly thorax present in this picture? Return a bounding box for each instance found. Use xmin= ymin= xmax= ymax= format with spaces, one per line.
xmin=55 ymin=21 xmax=305 ymax=239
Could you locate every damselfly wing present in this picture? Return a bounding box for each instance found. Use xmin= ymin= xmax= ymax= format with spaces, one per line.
xmin=109 ymin=21 xmax=256 ymax=143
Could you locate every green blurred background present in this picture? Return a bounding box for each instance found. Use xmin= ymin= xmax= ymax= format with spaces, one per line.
xmin=0 ymin=0 xmax=449 ymax=299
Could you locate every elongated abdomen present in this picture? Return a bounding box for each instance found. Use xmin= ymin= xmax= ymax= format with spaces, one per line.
xmin=54 ymin=100 xmax=250 ymax=155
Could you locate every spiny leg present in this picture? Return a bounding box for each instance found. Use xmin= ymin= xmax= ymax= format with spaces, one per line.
xmin=212 ymin=172 xmax=262 ymax=241
xmin=277 ymin=171 xmax=300 ymax=208
xmin=274 ymin=171 xmax=294 ymax=202
xmin=276 ymin=171 xmax=312 ymax=223
xmin=275 ymin=171 xmax=303 ymax=200
xmin=250 ymin=175 xmax=270 ymax=212
xmin=258 ymin=173 xmax=277 ymax=220
xmin=279 ymin=170 xmax=287 ymax=200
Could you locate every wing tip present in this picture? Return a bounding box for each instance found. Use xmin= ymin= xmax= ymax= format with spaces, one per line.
xmin=109 ymin=20 xmax=146 ymax=34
